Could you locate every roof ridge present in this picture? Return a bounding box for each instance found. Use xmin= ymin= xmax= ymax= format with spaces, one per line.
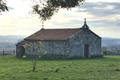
xmin=41 ymin=28 xmax=80 ymax=30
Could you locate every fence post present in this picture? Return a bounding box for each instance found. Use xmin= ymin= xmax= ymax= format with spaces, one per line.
xmin=3 ymin=49 xmax=4 ymax=56
xmin=0 ymin=49 xmax=16 ymax=56
xmin=13 ymin=49 xmax=16 ymax=55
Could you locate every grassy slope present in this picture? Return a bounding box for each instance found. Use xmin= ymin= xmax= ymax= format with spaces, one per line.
xmin=0 ymin=56 xmax=120 ymax=80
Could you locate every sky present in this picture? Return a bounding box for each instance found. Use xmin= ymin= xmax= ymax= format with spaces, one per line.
xmin=0 ymin=0 xmax=120 ymax=39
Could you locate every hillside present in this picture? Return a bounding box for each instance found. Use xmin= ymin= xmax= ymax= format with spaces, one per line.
xmin=0 ymin=36 xmax=24 ymax=50
xmin=102 ymin=38 xmax=120 ymax=47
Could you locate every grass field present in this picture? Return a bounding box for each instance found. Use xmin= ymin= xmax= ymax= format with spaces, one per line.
xmin=0 ymin=56 xmax=120 ymax=80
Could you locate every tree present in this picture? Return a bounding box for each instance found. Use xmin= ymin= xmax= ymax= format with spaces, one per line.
xmin=31 ymin=0 xmax=85 ymax=71
xmin=33 ymin=0 xmax=85 ymax=21
xmin=0 ymin=0 xmax=84 ymax=20
xmin=31 ymin=42 xmax=47 ymax=72
xmin=0 ymin=0 xmax=8 ymax=12
xmin=25 ymin=42 xmax=47 ymax=72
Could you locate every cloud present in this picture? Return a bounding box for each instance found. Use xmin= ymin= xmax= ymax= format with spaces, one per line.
xmin=43 ymin=2 xmax=120 ymax=39
xmin=76 ymin=2 xmax=120 ymax=17
xmin=91 ymin=26 xmax=120 ymax=39
xmin=0 ymin=1 xmax=120 ymax=39
xmin=54 ymin=2 xmax=120 ymax=28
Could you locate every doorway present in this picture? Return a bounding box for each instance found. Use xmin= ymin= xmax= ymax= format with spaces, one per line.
xmin=19 ymin=46 xmax=25 ymax=57
xmin=84 ymin=44 xmax=89 ymax=58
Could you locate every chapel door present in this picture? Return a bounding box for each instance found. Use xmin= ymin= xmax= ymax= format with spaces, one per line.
xmin=19 ymin=46 xmax=25 ymax=57
xmin=84 ymin=44 xmax=89 ymax=58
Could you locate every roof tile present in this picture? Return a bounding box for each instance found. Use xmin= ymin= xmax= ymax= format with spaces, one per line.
xmin=25 ymin=28 xmax=80 ymax=41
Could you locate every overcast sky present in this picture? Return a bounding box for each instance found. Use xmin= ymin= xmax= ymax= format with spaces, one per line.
xmin=0 ymin=0 xmax=120 ymax=39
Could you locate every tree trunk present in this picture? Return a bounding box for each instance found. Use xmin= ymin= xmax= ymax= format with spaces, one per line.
xmin=32 ymin=59 xmax=37 ymax=72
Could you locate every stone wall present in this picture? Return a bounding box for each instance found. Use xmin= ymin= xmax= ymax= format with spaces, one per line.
xmin=24 ymin=41 xmax=70 ymax=59
xmin=68 ymin=29 xmax=102 ymax=58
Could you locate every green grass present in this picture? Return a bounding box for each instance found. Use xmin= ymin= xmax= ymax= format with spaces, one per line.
xmin=0 ymin=56 xmax=120 ymax=80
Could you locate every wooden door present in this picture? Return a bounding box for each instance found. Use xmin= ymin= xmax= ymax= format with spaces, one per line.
xmin=19 ymin=46 xmax=25 ymax=57
xmin=84 ymin=44 xmax=89 ymax=58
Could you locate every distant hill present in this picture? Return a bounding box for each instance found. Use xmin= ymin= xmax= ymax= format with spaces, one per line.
xmin=0 ymin=36 xmax=24 ymax=50
xmin=0 ymin=35 xmax=24 ymax=43
xmin=102 ymin=38 xmax=120 ymax=47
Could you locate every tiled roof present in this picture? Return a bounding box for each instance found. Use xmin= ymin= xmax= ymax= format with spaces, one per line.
xmin=24 ymin=19 xmax=101 ymax=41
xmin=24 ymin=28 xmax=80 ymax=41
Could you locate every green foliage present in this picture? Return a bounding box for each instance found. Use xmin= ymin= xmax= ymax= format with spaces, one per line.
xmin=0 ymin=56 xmax=120 ymax=80
xmin=33 ymin=0 xmax=85 ymax=21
